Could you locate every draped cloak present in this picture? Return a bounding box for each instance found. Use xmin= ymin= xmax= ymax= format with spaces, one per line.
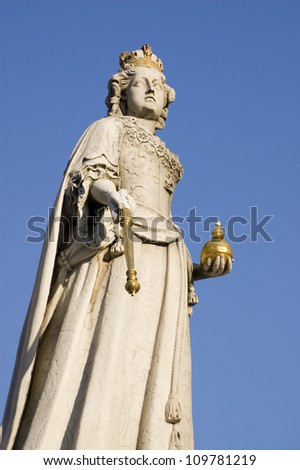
xmin=2 ymin=116 xmax=195 ymax=450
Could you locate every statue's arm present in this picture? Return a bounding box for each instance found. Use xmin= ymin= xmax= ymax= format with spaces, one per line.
xmin=192 ymin=263 xmax=207 ymax=281
xmin=192 ymin=256 xmax=232 ymax=282
xmin=90 ymin=179 xmax=118 ymax=206
xmin=85 ymin=118 xmax=135 ymax=216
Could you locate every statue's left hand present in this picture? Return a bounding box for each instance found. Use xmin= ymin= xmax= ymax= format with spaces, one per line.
xmin=192 ymin=256 xmax=232 ymax=281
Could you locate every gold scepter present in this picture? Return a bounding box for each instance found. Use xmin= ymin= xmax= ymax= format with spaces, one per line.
xmin=120 ymin=207 xmax=141 ymax=296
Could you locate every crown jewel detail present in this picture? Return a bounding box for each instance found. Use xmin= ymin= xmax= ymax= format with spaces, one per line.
xmin=119 ymin=44 xmax=163 ymax=72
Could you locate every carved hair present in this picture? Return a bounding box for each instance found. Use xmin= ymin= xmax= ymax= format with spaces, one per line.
xmin=105 ymin=68 xmax=175 ymax=130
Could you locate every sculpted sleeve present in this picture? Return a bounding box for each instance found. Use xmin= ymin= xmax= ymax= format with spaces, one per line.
xmin=56 ymin=116 xmax=124 ymax=269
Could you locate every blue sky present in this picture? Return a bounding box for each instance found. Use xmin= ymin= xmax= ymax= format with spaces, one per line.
xmin=1 ymin=0 xmax=299 ymax=449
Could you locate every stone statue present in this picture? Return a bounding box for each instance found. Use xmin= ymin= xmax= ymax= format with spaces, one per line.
xmin=2 ymin=45 xmax=232 ymax=450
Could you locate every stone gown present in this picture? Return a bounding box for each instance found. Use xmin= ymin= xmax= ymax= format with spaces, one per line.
xmin=5 ymin=116 xmax=195 ymax=450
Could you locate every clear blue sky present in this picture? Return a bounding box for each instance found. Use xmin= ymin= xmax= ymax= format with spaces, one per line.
xmin=1 ymin=0 xmax=299 ymax=450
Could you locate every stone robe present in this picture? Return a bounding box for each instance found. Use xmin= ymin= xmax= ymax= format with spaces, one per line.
xmin=3 ymin=116 xmax=194 ymax=450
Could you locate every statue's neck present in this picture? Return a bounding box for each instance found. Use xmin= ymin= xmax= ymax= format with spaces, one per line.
xmin=134 ymin=118 xmax=157 ymax=135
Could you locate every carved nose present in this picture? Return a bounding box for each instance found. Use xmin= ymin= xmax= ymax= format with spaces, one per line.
xmin=146 ymin=87 xmax=154 ymax=94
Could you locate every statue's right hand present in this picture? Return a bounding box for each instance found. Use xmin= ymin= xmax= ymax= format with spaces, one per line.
xmin=90 ymin=179 xmax=136 ymax=222
xmin=106 ymin=189 xmax=136 ymax=222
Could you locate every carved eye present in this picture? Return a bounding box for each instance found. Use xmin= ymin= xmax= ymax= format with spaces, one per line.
xmin=152 ymin=80 xmax=163 ymax=90
xmin=133 ymin=79 xmax=145 ymax=87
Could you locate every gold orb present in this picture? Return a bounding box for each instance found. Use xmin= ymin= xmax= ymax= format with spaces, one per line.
xmin=200 ymin=221 xmax=234 ymax=265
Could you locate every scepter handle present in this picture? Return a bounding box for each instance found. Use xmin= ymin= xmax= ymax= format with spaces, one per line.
xmin=120 ymin=207 xmax=140 ymax=296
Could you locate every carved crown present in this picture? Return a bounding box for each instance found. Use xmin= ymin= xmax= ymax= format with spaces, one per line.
xmin=119 ymin=44 xmax=163 ymax=72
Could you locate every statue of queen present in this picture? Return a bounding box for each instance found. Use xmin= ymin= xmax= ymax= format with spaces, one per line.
xmin=2 ymin=45 xmax=231 ymax=450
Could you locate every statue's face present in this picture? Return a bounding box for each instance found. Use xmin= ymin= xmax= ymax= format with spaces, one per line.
xmin=125 ymin=67 xmax=165 ymax=121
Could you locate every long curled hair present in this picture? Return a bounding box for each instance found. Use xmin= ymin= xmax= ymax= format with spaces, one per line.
xmin=105 ymin=68 xmax=175 ymax=130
